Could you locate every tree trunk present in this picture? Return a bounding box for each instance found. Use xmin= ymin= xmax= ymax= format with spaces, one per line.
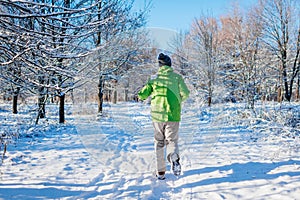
xmin=59 ymin=93 xmax=65 ymax=123
xmin=207 ymin=76 xmax=212 ymax=107
xmin=12 ymin=93 xmax=18 ymax=114
xmin=35 ymin=95 xmax=47 ymax=125
xmin=113 ymin=89 xmax=117 ymax=104
xmin=96 ymin=1 xmax=103 ymax=113
xmin=277 ymin=86 xmax=282 ymax=103
xmin=12 ymin=87 xmax=20 ymax=114
xmin=98 ymin=76 xmax=104 ymax=113
xmin=283 ymin=65 xmax=292 ymax=101
xmin=125 ymin=80 xmax=129 ymax=101
xmin=296 ymin=84 xmax=299 ymax=100
xmin=207 ymin=96 xmax=212 ymax=107
xmin=125 ymin=89 xmax=128 ymax=102
xmin=38 ymin=95 xmax=46 ymax=119
xmin=113 ymin=80 xmax=117 ymax=104
xmin=296 ymin=75 xmax=300 ymax=100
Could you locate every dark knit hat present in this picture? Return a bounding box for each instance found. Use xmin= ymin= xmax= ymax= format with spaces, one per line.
xmin=158 ymin=53 xmax=171 ymax=66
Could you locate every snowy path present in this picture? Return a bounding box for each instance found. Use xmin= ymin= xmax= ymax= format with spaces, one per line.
xmin=0 ymin=102 xmax=300 ymax=199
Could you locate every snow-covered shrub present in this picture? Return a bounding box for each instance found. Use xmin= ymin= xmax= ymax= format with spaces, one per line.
xmin=207 ymin=102 xmax=299 ymax=159
xmin=231 ymin=102 xmax=300 ymax=158
xmin=254 ymin=104 xmax=299 ymax=136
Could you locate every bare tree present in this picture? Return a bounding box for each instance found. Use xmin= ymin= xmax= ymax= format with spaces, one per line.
xmin=260 ymin=0 xmax=300 ymax=101
xmin=188 ymin=15 xmax=220 ymax=106
xmin=217 ymin=2 xmax=269 ymax=108
xmin=90 ymin=0 xmax=148 ymax=114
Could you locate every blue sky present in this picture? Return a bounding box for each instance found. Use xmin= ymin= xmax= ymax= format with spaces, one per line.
xmin=134 ymin=0 xmax=258 ymax=31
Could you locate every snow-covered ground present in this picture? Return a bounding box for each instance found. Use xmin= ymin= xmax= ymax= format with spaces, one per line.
xmin=0 ymin=101 xmax=299 ymax=200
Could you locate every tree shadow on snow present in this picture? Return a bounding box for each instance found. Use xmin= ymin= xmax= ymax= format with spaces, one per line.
xmin=181 ymin=159 xmax=300 ymax=188
xmin=0 ymin=186 xmax=84 ymax=200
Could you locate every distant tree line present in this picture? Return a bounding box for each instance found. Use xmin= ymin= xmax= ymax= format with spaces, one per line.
xmin=0 ymin=0 xmax=299 ymax=124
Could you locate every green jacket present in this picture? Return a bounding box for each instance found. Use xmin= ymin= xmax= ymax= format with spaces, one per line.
xmin=138 ymin=65 xmax=190 ymax=122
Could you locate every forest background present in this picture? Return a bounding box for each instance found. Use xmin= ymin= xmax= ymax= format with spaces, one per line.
xmin=0 ymin=0 xmax=299 ymax=156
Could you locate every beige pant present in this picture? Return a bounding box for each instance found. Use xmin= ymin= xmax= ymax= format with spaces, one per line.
xmin=153 ymin=122 xmax=180 ymax=173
